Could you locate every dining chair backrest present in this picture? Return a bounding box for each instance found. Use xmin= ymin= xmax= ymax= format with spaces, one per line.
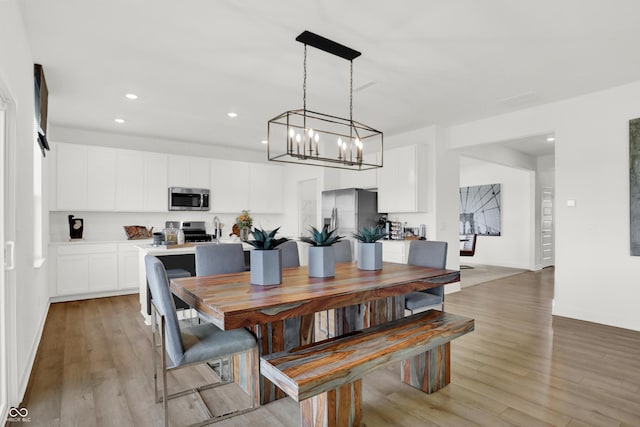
xmin=333 ymin=239 xmax=353 ymax=263
xmin=407 ymin=240 xmax=448 ymax=269
xmin=407 ymin=240 xmax=448 ymax=299
xmin=460 ymin=234 xmax=477 ymax=256
xmin=195 ymin=243 xmax=246 ymax=276
xmin=279 ymin=240 xmax=300 ymax=268
xmin=145 ymin=255 xmax=184 ymax=366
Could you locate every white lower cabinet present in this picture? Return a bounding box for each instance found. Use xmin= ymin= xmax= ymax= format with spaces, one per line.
xmin=381 ymin=241 xmax=410 ymax=264
xmin=118 ymin=243 xmax=140 ymax=290
xmin=52 ymin=242 xmax=140 ymax=299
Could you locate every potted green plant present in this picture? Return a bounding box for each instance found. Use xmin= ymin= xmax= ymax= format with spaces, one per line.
xmin=300 ymin=225 xmax=344 ymax=278
xmin=246 ymin=227 xmax=288 ymax=285
xmin=352 ymin=226 xmax=388 ymax=270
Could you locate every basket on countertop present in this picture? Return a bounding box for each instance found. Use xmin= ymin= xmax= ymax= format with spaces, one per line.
xmin=123 ymin=225 xmax=154 ymax=240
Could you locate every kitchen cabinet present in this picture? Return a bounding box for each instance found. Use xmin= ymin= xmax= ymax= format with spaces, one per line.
xmin=381 ymin=240 xmax=410 ymax=263
xmin=54 ymin=243 xmax=119 ymax=296
xmin=377 ymin=144 xmax=428 ymax=213
xmin=210 ymin=160 xmax=283 ymax=213
xmin=118 ymin=243 xmax=140 ymax=290
xmin=51 ymin=242 xmax=142 ymax=300
xmin=248 ymin=163 xmax=283 ymax=213
xmin=169 ymin=155 xmax=210 ymax=189
xmin=116 ymin=149 xmax=168 ymax=212
xmin=53 ymin=143 xmax=116 ymax=211
xmin=210 ymin=159 xmax=249 ymax=212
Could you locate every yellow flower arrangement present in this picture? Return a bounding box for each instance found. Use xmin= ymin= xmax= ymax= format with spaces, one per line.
xmin=235 ymin=210 xmax=253 ymax=230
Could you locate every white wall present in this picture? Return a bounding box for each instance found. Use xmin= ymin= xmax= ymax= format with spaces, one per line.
xmin=460 ymin=157 xmax=535 ymax=269
xmin=0 ymin=0 xmax=51 ymax=411
xmin=449 ymin=81 xmax=640 ymax=331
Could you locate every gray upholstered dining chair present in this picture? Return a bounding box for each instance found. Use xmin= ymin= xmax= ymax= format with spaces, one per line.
xmin=279 ymin=240 xmax=300 ymax=268
xmin=333 ymin=239 xmax=353 ymax=263
xmin=404 ymin=240 xmax=448 ymax=314
xmin=195 ymin=243 xmax=246 ymax=276
xmin=145 ymin=255 xmax=259 ymax=426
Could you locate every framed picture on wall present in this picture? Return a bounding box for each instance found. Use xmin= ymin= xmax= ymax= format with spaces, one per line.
xmin=459 ymin=183 xmax=501 ymax=236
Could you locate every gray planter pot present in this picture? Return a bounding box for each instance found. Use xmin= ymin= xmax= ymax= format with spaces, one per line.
xmin=357 ymin=242 xmax=383 ymax=270
xmin=308 ymin=246 xmax=335 ymax=278
xmin=250 ymin=249 xmax=282 ymax=285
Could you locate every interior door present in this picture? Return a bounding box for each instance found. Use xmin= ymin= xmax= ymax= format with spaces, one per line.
xmin=541 ymin=186 xmax=554 ymax=267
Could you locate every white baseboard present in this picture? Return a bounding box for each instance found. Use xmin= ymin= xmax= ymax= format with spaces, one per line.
xmin=16 ymin=300 xmax=50 ymax=407
xmin=50 ymin=288 xmax=138 ymax=303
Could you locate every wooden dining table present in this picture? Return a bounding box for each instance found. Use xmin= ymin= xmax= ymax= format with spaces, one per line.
xmin=170 ymin=261 xmax=460 ymax=404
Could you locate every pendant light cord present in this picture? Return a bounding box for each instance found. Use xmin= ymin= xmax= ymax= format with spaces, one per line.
xmin=350 ymin=60 xmax=353 ymax=124
xmin=303 ymin=44 xmax=307 ymax=111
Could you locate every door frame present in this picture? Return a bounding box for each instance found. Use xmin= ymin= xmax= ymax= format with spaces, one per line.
xmin=1 ymin=80 xmax=17 ymax=420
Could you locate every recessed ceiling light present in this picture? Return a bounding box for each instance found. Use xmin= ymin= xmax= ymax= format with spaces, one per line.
xmin=125 ymin=93 xmax=138 ymax=100
xmin=546 ymin=136 xmax=555 ymax=142
xmin=227 ymin=112 xmax=238 ymax=118
xmin=114 ymin=118 xmax=125 ymax=124
xmin=261 ymin=140 xmax=268 ymax=144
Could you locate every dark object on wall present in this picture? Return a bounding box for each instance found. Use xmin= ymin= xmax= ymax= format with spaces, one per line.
xmin=68 ymin=215 xmax=83 ymax=240
xmin=34 ymin=64 xmax=50 ymax=157
xmin=630 ymin=118 xmax=640 ymax=255
xmin=459 ymin=184 xmax=501 ymax=236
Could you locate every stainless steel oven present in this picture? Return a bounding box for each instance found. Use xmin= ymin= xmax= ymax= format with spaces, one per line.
xmin=168 ymin=187 xmax=210 ymax=211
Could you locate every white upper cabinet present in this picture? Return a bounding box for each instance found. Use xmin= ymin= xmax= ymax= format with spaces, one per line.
xmin=248 ymin=163 xmax=283 ymax=213
xmin=210 ymin=159 xmax=249 ymax=212
xmin=116 ymin=149 xmax=168 ymax=212
xmin=115 ymin=151 xmax=145 ymax=211
xmin=55 ymin=143 xmax=88 ymax=210
xmin=53 ymin=143 xmax=116 ymax=211
xmin=210 ymin=160 xmax=283 ymax=213
xmin=144 ymin=152 xmax=168 ymax=212
xmin=87 ymin=146 xmax=116 ymax=210
xmin=168 ymin=155 xmax=210 ymax=189
xmin=377 ymin=144 xmax=428 ymax=213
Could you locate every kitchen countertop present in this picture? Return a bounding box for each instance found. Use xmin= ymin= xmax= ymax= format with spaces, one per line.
xmin=137 ymin=239 xmax=254 ymax=255
xmin=50 ymin=239 xmax=153 ymax=246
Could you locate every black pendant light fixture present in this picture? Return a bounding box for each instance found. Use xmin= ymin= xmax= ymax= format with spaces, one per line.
xmin=267 ymin=31 xmax=383 ymax=170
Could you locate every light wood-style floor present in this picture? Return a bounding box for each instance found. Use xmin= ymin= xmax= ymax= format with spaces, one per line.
xmin=18 ymin=267 xmax=640 ymax=426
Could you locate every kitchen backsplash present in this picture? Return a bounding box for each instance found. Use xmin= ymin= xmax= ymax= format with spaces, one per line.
xmin=49 ymin=211 xmax=284 ymax=242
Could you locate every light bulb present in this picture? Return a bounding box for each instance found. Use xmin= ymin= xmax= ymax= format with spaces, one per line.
xmin=337 ymin=138 xmax=342 ymax=147
xmin=289 ymin=128 xmax=295 ymax=138
xmin=308 ymin=128 xmax=314 ymax=138
xmin=296 ymin=134 xmax=301 ymax=142
xmin=314 ymin=133 xmax=320 ymax=142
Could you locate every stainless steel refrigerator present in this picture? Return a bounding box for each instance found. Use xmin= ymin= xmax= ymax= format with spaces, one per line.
xmin=321 ymin=188 xmax=381 ymax=243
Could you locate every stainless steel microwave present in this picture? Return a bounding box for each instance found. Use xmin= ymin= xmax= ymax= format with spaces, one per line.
xmin=168 ymin=187 xmax=210 ymax=211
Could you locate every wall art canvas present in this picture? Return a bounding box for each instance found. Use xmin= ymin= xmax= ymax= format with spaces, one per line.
xmin=460 ymin=183 xmax=501 ymax=236
xmin=630 ymin=118 xmax=640 ymax=255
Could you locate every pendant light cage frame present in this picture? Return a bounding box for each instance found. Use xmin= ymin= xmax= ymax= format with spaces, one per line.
xmin=267 ymin=31 xmax=383 ymax=171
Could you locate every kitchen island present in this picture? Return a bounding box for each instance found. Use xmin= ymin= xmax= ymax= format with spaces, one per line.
xmin=136 ymin=240 xmax=254 ymax=321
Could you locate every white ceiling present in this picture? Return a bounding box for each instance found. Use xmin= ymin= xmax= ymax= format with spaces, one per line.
xmin=19 ymin=0 xmax=640 ymax=156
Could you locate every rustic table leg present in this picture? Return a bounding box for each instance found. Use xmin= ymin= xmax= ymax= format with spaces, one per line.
xmin=251 ymin=314 xmax=315 ymax=404
xmin=334 ymin=295 xmax=404 ymax=335
xmin=401 ymin=341 xmax=451 ymax=393
xmin=300 ymin=379 xmax=362 ymax=427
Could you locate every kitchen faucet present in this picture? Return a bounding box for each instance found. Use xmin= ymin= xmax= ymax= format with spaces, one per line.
xmin=213 ymin=216 xmax=221 ymax=243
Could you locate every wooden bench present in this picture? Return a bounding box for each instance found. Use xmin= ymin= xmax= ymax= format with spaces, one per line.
xmin=260 ymin=309 xmax=474 ymax=427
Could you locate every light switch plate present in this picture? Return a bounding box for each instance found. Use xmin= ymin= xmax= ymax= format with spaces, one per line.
xmin=566 ymin=199 xmax=576 ymax=207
